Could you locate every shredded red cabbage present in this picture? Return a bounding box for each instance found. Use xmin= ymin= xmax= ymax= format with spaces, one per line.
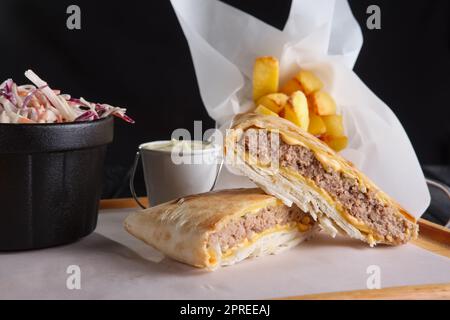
xmin=0 ymin=70 xmax=134 ymax=124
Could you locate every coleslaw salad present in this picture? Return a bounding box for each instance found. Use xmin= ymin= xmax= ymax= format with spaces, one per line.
xmin=0 ymin=70 xmax=134 ymax=124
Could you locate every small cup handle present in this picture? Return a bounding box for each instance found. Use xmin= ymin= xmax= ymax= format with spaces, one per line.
xmin=129 ymin=151 xmax=147 ymax=209
xmin=209 ymin=152 xmax=224 ymax=192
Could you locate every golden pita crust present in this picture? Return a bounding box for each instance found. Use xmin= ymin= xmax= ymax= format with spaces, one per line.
xmin=124 ymin=188 xmax=313 ymax=269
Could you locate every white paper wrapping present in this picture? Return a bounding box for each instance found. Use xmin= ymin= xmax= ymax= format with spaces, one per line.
xmin=1 ymin=209 xmax=448 ymax=299
xmin=170 ymin=0 xmax=430 ymax=217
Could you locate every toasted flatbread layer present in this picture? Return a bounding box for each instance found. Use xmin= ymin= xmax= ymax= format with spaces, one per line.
xmin=124 ymin=188 xmax=316 ymax=270
xmin=225 ymin=113 xmax=418 ymax=246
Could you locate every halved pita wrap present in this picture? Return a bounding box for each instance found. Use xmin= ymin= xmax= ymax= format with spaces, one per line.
xmin=124 ymin=188 xmax=316 ymax=270
xmin=225 ymin=113 xmax=418 ymax=246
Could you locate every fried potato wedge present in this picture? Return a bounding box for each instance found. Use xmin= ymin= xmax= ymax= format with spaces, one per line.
xmin=254 ymin=105 xmax=279 ymax=117
xmin=322 ymin=135 xmax=348 ymax=152
xmin=283 ymin=91 xmax=309 ymax=131
xmin=253 ymin=57 xmax=279 ymax=102
xmin=310 ymin=91 xmax=336 ymax=116
xmin=256 ymin=93 xmax=288 ymax=114
xmin=295 ymin=70 xmax=324 ymax=95
xmin=280 ymin=78 xmax=302 ymax=96
xmin=280 ymin=70 xmax=323 ymax=96
xmin=322 ymin=114 xmax=345 ymax=137
xmin=308 ymin=112 xmax=327 ymax=136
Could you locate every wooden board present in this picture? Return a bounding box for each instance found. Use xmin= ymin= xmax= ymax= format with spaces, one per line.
xmin=99 ymin=198 xmax=450 ymax=300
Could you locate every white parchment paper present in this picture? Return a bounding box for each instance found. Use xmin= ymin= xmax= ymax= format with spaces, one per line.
xmin=0 ymin=209 xmax=448 ymax=299
xmin=170 ymin=0 xmax=430 ymax=217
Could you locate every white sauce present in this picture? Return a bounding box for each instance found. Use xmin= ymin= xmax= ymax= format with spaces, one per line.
xmin=143 ymin=139 xmax=214 ymax=153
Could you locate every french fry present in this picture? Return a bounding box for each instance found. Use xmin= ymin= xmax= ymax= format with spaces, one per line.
xmin=322 ymin=115 xmax=345 ymax=136
xmin=308 ymin=113 xmax=326 ymax=136
xmin=280 ymin=78 xmax=302 ymax=95
xmin=283 ymin=91 xmax=309 ymax=131
xmin=251 ymin=56 xmax=348 ymax=151
xmin=280 ymin=70 xmax=324 ymax=96
xmin=254 ymin=105 xmax=279 ymax=117
xmin=323 ymin=135 xmax=348 ymax=152
xmin=257 ymin=93 xmax=288 ymax=114
xmin=310 ymin=91 xmax=336 ymax=115
xmin=295 ymin=70 xmax=324 ymax=95
xmin=253 ymin=56 xmax=279 ymax=102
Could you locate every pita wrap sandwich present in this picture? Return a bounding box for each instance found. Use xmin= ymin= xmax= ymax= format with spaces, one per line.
xmin=124 ymin=188 xmax=316 ymax=270
xmin=225 ymin=113 xmax=418 ymax=246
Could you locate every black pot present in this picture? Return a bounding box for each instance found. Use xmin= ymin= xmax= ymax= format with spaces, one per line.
xmin=0 ymin=116 xmax=114 ymax=250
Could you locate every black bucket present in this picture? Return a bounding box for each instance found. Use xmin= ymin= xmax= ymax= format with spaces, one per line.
xmin=0 ymin=116 xmax=114 ymax=250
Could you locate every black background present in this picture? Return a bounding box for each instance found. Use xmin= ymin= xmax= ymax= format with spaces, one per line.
xmin=1 ymin=0 xmax=449 ymax=198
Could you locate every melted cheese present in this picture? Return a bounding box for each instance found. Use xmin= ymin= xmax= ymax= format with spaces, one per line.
xmin=279 ymin=132 xmax=307 ymax=148
xmin=221 ymin=223 xmax=305 ymax=259
xmin=279 ymin=132 xmax=363 ymax=186
xmin=237 ymin=201 xmax=282 ymax=217
xmin=282 ymin=167 xmax=379 ymax=241
xmin=208 ymin=249 xmax=218 ymax=265
xmin=282 ymin=168 xmax=342 ymax=209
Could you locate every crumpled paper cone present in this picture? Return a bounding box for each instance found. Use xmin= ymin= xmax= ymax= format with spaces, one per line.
xmin=170 ymin=0 xmax=430 ymax=217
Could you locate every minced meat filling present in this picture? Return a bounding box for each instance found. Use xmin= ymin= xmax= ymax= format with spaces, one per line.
xmin=209 ymin=205 xmax=310 ymax=252
xmin=242 ymin=131 xmax=415 ymax=244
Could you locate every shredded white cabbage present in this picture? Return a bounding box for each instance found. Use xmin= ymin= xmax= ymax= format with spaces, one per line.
xmin=0 ymin=70 xmax=134 ymax=124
